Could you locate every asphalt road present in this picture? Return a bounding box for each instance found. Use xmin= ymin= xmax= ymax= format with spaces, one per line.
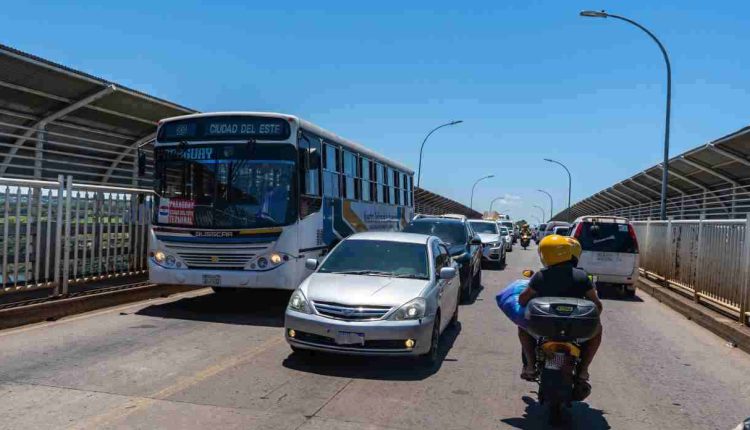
xmin=0 ymin=245 xmax=749 ymax=429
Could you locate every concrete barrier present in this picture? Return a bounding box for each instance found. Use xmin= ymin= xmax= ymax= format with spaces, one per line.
xmin=0 ymin=284 xmax=201 ymax=330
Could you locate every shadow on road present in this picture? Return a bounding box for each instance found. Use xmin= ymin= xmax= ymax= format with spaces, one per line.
xmin=282 ymin=322 xmax=462 ymax=381
xmin=135 ymin=289 xmax=290 ymax=327
xmin=596 ymin=287 xmax=645 ymax=302
xmin=461 ymin=283 xmax=485 ymax=305
xmin=501 ymin=395 xmax=611 ymax=429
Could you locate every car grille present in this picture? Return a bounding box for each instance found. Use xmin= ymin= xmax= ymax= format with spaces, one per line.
xmin=312 ymin=301 xmax=393 ymax=320
xmin=293 ymin=331 xmax=411 ymax=350
xmin=162 ymin=240 xmax=272 ymax=270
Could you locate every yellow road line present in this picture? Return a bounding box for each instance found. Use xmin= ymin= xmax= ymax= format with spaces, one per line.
xmin=0 ymin=288 xmax=211 ymax=338
xmin=67 ymin=336 xmax=284 ymax=430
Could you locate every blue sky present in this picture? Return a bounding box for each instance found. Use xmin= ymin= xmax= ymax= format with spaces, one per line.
xmin=2 ymin=0 xmax=748 ymax=222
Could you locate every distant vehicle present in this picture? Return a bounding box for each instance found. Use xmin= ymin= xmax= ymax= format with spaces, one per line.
xmin=543 ymin=221 xmax=570 ymax=238
xmin=535 ymin=223 xmax=547 ymax=243
xmin=468 ymin=220 xmax=506 ymax=268
xmin=402 ymin=216 xmax=482 ymax=302
xmin=498 ymin=226 xmax=513 ymax=252
xmin=147 ymin=112 xmax=414 ymax=293
xmin=553 ymin=226 xmax=570 ymax=236
xmin=285 ymin=232 xmax=460 ymax=365
xmin=569 ymin=216 xmax=640 ymax=297
xmin=499 ymin=220 xmax=516 ymax=243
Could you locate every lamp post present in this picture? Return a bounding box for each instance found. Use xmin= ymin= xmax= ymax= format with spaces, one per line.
xmin=470 ymin=174 xmax=495 ymax=210
xmin=537 ymin=189 xmax=554 ymax=219
xmin=416 ymin=120 xmax=463 ymax=188
xmin=580 ymin=10 xmax=671 ymax=220
xmin=533 ymin=204 xmax=547 ymax=222
xmin=489 ymin=196 xmax=507 ymax=213
xmin=544 ymin=158 xmax=571 ymax=218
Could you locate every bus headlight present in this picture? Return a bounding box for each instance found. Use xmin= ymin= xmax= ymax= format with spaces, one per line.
xmin=154 ymin=251 xmax=166 ymax=264
xmin=252 ymin=252 xmax=287 ymax=270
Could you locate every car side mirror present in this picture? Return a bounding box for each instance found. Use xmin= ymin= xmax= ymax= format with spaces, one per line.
xmin=305 ymin=258 xmax=318 ymax=270
xmin=439 ymin=267 xmax=457 ymax=280
xmin=470 ymin=236 xmax=482 ymax=245
xmin=137 ymin=148 xmax=147 ymax=177
xmin=522 ymin=269 xmax=534 ymax=278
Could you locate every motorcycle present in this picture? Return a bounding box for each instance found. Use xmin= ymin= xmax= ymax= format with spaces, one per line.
xmin=521 ymin=271 xmax=600 ymax=425
xmin=520 ymin=234 xmax=531 ymax=250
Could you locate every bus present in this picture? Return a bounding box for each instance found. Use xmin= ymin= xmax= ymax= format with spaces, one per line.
xmin=147 ymin=112 xmax=414 ymax=291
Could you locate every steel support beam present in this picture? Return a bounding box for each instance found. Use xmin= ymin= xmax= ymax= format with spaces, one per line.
xmin=0 ymin=85 xmax=117 ymax=175
xmin=641 ymin=171 xmax=686 ymax=195
xmin=679 ymin=156 xmax=739 ymax=186
xmin=102 ymin=133 xmax=155 ymax=183
xmin=618 ymin=183 xmax=656 ymax=202
xmin=34 ymin=125 xmax=45 ymax=178
xmin=608 ymin=188 xmax=642 ymax=205
xmin=707 ymin=143 xmax=750 ymax=168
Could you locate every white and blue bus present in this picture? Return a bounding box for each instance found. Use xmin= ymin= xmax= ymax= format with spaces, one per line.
xmin=148 ymin=112 xmax=414 ymax=291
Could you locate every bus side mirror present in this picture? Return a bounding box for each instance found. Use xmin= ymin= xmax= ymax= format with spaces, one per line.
xmin=305 ymin=258 xmax=318 ymax=270
xmin=137 ymin=149 xmax=147 ymax=177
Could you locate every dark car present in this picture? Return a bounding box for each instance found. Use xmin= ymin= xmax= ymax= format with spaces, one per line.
xmin=402 ymin=216 xmax=482 ymax=302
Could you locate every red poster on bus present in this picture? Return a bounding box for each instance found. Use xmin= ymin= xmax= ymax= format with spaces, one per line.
xmin=168 ymin=198 xmax=195 ymax=225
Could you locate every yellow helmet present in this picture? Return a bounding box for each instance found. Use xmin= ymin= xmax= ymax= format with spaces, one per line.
xmin=567 ymin=237 xmax=582 ymax=260
xmin=538 ymin=234 xmax=573 ymax=267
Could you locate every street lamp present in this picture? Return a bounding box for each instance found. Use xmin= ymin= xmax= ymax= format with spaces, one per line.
xmin=544 ymin=158 xmax=571 ymax=218
xmin=489 ymin=196 xmax=508 ymax=213
xmin=533 ymin=204 xmax=547 ymax=222
xmin=537 ymin=189 xmax=554 ymax=219
xmin=416 ymin=120 xmax=463 ymax=188
xmin=580 ymin=10 xmax=671 ymax=220
xmin=470 ymin=174 xmax=495 ymax=210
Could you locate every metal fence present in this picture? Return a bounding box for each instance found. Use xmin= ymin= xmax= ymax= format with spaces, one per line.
xmin=633 ymin=218 xmax=750 ymax=325
xmin=0 ymin=175 xmax=152 ymax=298
xmin=564 ymin=184 xmax=750 ymax=222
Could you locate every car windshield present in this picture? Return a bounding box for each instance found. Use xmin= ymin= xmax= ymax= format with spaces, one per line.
xmin=500 ymin=227 xmax=509 ymax=235
xmin=318 ymin=240 xmax=429 ymax=279
xmin=153 ymin=143 xmax=297 ymax=228
xmin=555 ymin=228 xmax=570 ymax=236
xmin=577 ymin=222 xmax=638 ymax=253
xmin=501 ymin=222 xmax=514 ymax=230
xmin=469 ymin=221 xmax=498 ymax=234
xmin=402 ymin=220 xmax=467 ymax=245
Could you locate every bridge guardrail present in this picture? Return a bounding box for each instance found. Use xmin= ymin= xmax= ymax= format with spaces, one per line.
xmin=633 ymin=218 xmax=750 ymax=326
xmin=0 ymin=175 xmax=152 ymax=298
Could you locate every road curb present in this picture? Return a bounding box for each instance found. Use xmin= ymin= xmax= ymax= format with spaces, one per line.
xmin=0 ymin=284 xmax=201 ymax=330
xmin=637 ymin=277 xmax=750 ymax=355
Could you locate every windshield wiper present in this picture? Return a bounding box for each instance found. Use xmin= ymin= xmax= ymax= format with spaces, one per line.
xmin=390 ymin=273 xmax=427 ymax=279
xmin=330 ymin=270 xmax=395 ymax=276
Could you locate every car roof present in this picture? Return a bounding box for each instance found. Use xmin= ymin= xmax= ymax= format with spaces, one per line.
xmin=469 ymin=220 xmax=495 ymax=224
xmin=574 ymin=215 xmax=630 ymax=224
xmin=410 ymin=217 xmax=464 ymax=225
xmin=346 ymin=231 xmax=432 ymax=244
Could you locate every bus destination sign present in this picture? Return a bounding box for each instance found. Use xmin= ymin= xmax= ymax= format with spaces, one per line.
xmin=159 ymin=116 xmax=291 ymax=142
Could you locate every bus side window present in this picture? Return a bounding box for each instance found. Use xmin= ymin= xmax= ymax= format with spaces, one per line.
xmin=323 ymin=143 xmax=340 ymax=198
xmin=361 ymin=158 xmax=371 ymax=201
xmin=375 ymin=163 xmax=385 ymax=203
xmin=299 ymin=133 xmax=321 ymax=197
xmin=343 ymin=150 xmax=357 ymax=200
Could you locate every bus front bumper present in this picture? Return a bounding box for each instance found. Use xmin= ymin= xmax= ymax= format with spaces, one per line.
xmin=148 ymin=260 xmax=299 ymax=290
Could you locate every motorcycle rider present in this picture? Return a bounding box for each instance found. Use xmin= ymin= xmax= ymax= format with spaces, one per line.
xmin=517 ymin=235 xmax=603 ymax=381
xmin=520 ymin=223 xmax=531 ymax=239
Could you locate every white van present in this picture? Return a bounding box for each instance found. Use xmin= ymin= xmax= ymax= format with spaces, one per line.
xmin=569 ymin=216 xmax=640 ymax=297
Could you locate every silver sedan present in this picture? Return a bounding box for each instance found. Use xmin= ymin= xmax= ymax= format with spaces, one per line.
xmin=284 ymin=232 xmax=460 ymax=365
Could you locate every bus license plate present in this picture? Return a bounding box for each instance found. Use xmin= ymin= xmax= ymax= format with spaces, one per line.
xmin=203 ymin=275 xmax=221 ymax=286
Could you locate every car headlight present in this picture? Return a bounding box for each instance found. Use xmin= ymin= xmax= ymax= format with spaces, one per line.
xmin=287 ymin=289 xmax=311 ymax=313
xmin=390 ymin=298 xmax=427 ymax=321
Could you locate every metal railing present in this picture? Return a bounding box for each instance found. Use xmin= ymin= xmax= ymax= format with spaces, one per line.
xmin=0 ymin=175 xmax=152 ymax=298
xmin=633 ymin=218 xmax=750 ymax=325
xmin=562 ymin=184 xmax=750 ymax=222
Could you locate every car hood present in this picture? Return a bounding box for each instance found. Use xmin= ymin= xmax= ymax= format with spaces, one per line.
xmin=301 ymin=273 xmax=429 ymax=307
xmin=478 ymin=233 xmax=501 ymax=243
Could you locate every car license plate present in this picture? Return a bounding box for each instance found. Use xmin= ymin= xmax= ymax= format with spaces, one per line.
xmin=203 ymin=274 xmax=221 ymax=286
xmin=595 ymin=253 xmax=615 ymax=262
xmin=335 ymin=331 xmax=365 ymax=346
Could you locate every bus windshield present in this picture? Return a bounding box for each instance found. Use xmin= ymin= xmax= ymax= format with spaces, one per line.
xmin=153 ymin=143 xmax=297 ymax=229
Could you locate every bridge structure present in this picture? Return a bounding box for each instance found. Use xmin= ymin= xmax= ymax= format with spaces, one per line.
xmin=0 ymin=44 xmax=478 ymax=306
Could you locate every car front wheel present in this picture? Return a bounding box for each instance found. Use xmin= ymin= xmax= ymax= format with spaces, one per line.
xmin=420 ymin=314 xmax=441 ymax=367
